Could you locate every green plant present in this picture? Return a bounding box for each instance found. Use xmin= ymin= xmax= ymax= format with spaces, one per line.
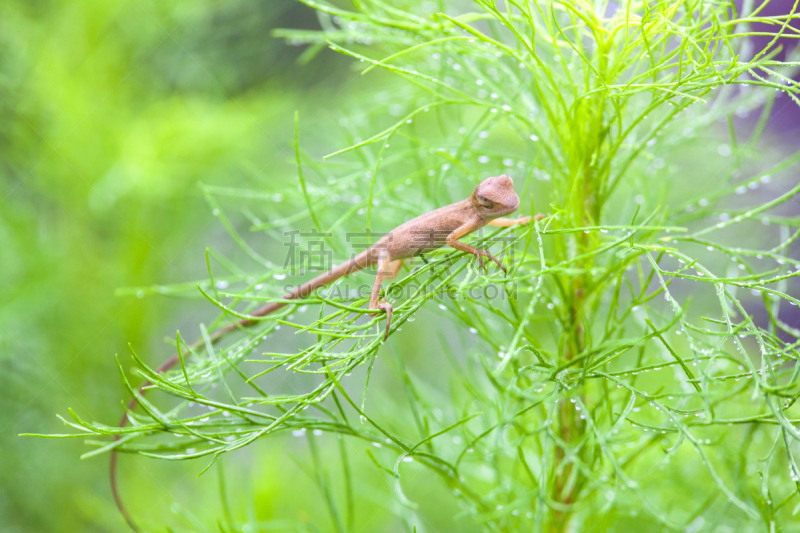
xmin=36 ymin=1 xmax=800 ymax=531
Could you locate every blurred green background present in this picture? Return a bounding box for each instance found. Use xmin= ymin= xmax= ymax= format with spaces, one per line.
xmin=0 ymin=1 xmax=365 ymax=531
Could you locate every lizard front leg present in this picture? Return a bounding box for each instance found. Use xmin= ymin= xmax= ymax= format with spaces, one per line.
xmin=488 ymin=213 xmax=545 ymax=227
xmin=369 ymin=252 xmax=393 ymax=340
xmin=446 ymin=221 xmax=506 ymax=273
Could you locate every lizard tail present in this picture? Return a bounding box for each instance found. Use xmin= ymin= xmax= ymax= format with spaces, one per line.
xmin=110 ymin=250 xmax=373 ymax=531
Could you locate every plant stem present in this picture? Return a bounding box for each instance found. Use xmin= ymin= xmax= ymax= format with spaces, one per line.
xmin=550 ymin=25 xmax=612 ymax=530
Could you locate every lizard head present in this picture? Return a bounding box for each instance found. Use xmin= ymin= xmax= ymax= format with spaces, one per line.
xmin=470 ymin=174 xmax=520 ymax=219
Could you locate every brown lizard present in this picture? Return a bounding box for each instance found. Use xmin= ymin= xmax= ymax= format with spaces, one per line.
xmin=111 ymin=173 xmax=534 ymax=531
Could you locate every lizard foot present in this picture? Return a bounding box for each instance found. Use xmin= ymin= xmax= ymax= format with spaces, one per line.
xmin=475 ymin=249 xmax=506 ymax=275
xmin=377 ymin=299 xmax=392 ymax=340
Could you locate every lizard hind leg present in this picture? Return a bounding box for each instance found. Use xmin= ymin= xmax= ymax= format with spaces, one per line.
xmin=384 ymin=259 xmax=403 ymax=280
xmin=369 ymin=254 xmax=394 ymax=339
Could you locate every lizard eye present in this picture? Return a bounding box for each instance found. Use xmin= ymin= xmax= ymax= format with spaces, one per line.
xmin=476 ymin=194 xmax=494 ymax=209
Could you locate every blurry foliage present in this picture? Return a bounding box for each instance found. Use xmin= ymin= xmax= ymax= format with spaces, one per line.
xmin=12 ymin=0 xmax=800 ymax=532
xmin=0 ymin=1 xmax=352 ymax=532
